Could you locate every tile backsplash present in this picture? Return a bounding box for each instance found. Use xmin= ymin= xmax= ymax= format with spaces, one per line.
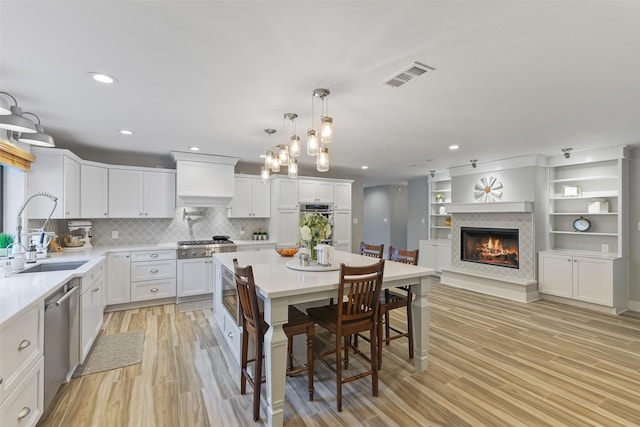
xmin=30 ymin=208 xmax=268 ymax=246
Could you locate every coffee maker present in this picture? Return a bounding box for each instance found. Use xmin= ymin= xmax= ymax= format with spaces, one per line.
xmin=67 ymin=220 xmax=93 ymax=248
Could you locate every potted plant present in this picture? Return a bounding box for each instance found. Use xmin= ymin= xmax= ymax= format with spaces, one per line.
xmin=0 ymin=232 xmax=14 ymax=257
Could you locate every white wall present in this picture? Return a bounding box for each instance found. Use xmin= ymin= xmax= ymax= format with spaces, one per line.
xmin=628 ymin=151 xmax=640 ymax=309
xmin=407 ymin=177 xmax=428 ymax=250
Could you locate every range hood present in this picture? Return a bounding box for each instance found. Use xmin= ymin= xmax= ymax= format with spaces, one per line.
xmin=171 ymin=152 xmax=239 ymax=208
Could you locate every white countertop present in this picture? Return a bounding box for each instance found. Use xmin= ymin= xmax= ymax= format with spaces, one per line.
xmin=213 ymin=250 xmax=435 ymax=300
xmin=0 ymin=243 xmax=176 ymax=326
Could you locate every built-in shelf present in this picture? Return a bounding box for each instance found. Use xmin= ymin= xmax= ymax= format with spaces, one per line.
xmin=550 ymin=190 xmax=618 ymax=199
xmin=429 ymin=176 xmax=452 ymax=240
xmin=431 ymin=226 xmax=451 ymax=230
xmin=549 ymin=175 xmax=618 ymax=183
xmin=550 ymin=230 xmax=618 ymax=237
xmin=447 ymin=201 xmax=534 ymax=213
xmin=550 ymin=212 xmax=617 ymax=216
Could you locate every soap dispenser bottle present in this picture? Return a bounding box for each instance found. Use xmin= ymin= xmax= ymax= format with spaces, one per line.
xmin=26 ymin=244 xmax=37 ymax=264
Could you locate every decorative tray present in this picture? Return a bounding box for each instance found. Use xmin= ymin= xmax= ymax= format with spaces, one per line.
xmin=285 ymin=260 xmax=340 ymax=272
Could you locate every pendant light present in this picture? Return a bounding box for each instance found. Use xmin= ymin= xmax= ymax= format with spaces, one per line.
xmin=317 ymin=147 xmax=329 ymax=172
xmin=284 ymin=113 xmax=300 ymax=157
xmin=17 ymin=112 xmax=55 ymax=147
xmin=261 ymin=128 xmax=277 ymax=182
xmin=288 ymin=158 xmax=298 ymax=178
xmin=313 ymin=88 xmax=333 ymax=144
xmin=307 ymin=129 xmax=318 ymax=156
xmin=0 ymin=92 xmax=37 ymax=134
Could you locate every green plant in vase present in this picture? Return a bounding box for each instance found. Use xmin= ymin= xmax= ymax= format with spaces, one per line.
xmin=0 ymin=232 xmax=14 ymax=257
xmin=299 ymin=213 xmax=331 ymax=261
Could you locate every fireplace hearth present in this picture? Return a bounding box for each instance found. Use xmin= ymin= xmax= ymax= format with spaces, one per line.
xmin=461 ymin=227 xmax=519 ymax=269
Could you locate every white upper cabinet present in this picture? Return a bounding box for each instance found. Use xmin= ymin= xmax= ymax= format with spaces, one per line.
xmin=333 ymin=182 xmax=351 ymax=210
xmin=228 ymin=175 xmax=271 ymax=218
xmin=28 ymin=148 xmax=81 ymax=219
xmin=299 ymin=179 xmax=333 ymax=203
xmin=271 ymin=177 xmax=299 ymax=210
xmin=109 ymin=168 xmax=176 ymax=218
xmin=80 ymin=163 xmax=108 ymax=218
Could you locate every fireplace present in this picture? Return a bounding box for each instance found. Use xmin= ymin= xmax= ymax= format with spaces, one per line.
xmin=460 ymin=227 xmax=519 ymax=269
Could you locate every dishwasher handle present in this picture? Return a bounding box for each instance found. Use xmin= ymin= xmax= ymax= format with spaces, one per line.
xmin=45 ymin=286 xmax=79 ymax=311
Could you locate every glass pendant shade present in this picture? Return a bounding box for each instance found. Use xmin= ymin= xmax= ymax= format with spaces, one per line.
xmin=271 ymin=159 xmax=280 ymax=172
xmin=278 ymin=145 xmax=290 ymax=166
xmin=265 ymin=151 xmax=275 ymax=167
xmin=307 ymin=129 xmax=318 ymax=156
xmin=261 ymin=166 xmax=270 ymax=182
xmin=288 ymin=158 xmax=298 ymax=178
xmin=320 ymin=116 xmax=333 ymax=144
xmin=0 ymin=105 xmax=37 ymax=134
xmin=290 ymin=135 xmax=301 ymax=157
xmin=317 ymin=147 xmax=329 ymax=172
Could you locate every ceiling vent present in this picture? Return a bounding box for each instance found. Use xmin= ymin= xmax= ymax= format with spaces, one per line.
xmin=384 ymin=62 xmax=435 ymax=88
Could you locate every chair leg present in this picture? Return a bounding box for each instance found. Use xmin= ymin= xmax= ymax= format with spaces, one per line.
xmin=253 ymin=339 xmax=263 ymax=421
xmin=370 ymin=324 xmax=379 ymax=398
xmin=240 ymin=327 xmax=249 ymax=395
xmin=287 ymin=335 xmax=294 ymax=372
xmin=336 ymin=335 xmax=343 ymax=412
xmin=344 ymin=336 xmax=350 ymax=370
xmin=384 ymin=289 xmax=391 ymax=345
xmin=378 ymin=311 xmax=384 ymax=369
xmin=407 ymin=294 xmax=414 ymax=360
xmin=306 ymin=326 xmax=314 ymax=401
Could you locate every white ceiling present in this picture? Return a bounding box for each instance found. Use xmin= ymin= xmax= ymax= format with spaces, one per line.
xmin=2 ymin=1 xmax=639 ymax=186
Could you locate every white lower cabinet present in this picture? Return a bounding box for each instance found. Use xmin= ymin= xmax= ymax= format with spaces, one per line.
xmin=0 ymin=358 xmax=44 ymax=427
xmin=419 ymin=239 xmax=451 ymax=273
xmin=268 ymin=210 xmax=299 ymax=246
xmin=0 ymin=303 xmax=44 ymax=427
xmin=79 ymin=260 xmax=105 ymax=362
xmin=538 ymin=251 xmax=628 ymax=313
xmin=177 ymin=258 xmax=213 ymax=298
xmin=106 ymin=250 xmax=176 ymax=307
xmin=333 ymin=210 xmax=352 ymax=252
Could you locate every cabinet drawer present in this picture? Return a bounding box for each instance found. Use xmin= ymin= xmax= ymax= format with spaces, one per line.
xmin=0 ymin=357 xmax=43 ymax=427
xmin=130 ymin=250 xmax=176 ymax=262
xmin=222 ymin=312 xmax=241 ymax=363
xmin=131 ymin=279 xmax=176 ymax=302
xmin=0 ymin=304 xmax=43 ymax=403
xmin=130 ymin=260 xmax=176 ymax=282
xmin=81 ymin=260 xmax=105 ymax=293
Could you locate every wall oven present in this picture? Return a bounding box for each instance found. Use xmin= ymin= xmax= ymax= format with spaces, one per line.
xmin=299 ymin=203 xmax=334 ymax=245
xmin=221 ymin=264 xmax=242 ymax=326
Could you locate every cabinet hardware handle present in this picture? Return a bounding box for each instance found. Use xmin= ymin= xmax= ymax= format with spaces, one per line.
xmin=0 ymin=376 xmax=3 ymax=385
xmin=150 ymin=288 xmax=159 ymax=292
xmin=150 ymin=269 xmax=159 ymax=273
xmin=18 ymin=407 xmax=31 ymax=421
xmin=18 ymin=339 xmax=31 ymax=350
xmin=150 ymin=254 xmax=159 ymax=258
xmin=93 ymin=287 xmax=99 ymax=292
xmin=139 ymin=213 xmax=143 ymax=215
xmin=227 ymin=331 xmax=233 ymax=338
xmin=104 ymin=213 xmax=108 ymax=216
xmin=145 ymin=213 xmax=148 ymax=216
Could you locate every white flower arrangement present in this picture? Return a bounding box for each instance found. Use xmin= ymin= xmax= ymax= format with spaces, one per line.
xmin=299 ymin=213 xmax=331 ymax=247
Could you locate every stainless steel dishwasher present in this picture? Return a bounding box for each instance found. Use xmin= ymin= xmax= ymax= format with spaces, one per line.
xmin=44 ymin=280 xmax=79 ymax=412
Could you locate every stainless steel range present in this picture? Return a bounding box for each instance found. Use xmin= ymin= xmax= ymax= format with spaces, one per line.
xmin=177 ymin=236 xmax=237 ymax=259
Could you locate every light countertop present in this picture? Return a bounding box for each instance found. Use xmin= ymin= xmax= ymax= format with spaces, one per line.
xmin=213 ymin=250 xmax=435 ymax=300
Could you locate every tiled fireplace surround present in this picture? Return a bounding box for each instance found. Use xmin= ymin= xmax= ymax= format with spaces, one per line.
xmin=442 ymin=209 xmax=540 ymax=303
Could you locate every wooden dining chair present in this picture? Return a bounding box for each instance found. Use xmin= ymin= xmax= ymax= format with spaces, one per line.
xmin=377 ymin=246 xmax=419 ymax=368
xmin=307 ymin=259 xmax=385 ymax=412
xmin=233 ymin=259 xmax=315 ymax=422
xmin=360 ymin=242 xmax=384 ymax=259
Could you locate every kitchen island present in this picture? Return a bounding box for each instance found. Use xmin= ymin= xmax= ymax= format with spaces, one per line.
xmin=213 ymin=249 xmax=435 ymax=427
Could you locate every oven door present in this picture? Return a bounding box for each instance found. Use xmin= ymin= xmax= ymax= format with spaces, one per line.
xmin=221 ymin=265 xmax=241 ymax=326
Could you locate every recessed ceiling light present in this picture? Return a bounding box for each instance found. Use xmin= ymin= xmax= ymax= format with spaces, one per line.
xmin=88 ymin=72 xmax=118 ymax=84
xmin=361 ymin=165 xmax=368 ymax=169
xmin=119 ymin=129 xmax=134 ymax=135
xmin=449 ymin=144 xmax=459 ymax=150
xmin=189 ymin=146 xmax=200 ymax=151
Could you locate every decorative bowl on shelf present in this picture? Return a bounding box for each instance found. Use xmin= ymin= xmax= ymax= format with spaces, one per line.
xmin=275 ymin=244 xmax=299 ymax=257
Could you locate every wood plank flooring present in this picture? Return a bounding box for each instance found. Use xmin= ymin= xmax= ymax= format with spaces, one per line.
xmin=38 ymin=280 xmax=640 ymax=426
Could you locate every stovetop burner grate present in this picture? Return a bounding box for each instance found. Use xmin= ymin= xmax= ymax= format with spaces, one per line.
xmin=178 ymin=239 xmax=234 ymax=246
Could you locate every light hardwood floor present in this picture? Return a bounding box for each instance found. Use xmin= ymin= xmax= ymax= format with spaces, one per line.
xmin=38 ymin=280 xmax=640 ymax=426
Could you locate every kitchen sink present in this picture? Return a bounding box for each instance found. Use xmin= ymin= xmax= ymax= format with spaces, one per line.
xmin=18 ymin=261 xmax=88 ymax=274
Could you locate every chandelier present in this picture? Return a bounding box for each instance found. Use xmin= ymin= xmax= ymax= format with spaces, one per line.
xmin=261 ymin=113 xmax=300 ymax=181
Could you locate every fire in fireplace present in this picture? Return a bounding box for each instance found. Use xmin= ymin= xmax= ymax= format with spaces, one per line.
xmin=461 ymin=227 xmax=519 ymax=269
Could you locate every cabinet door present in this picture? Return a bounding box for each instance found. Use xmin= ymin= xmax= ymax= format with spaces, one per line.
xmin=316 ymin=181 xmax=334 ymax=203
xmin=109 ymin=169 xmax=144 ymax=218
xmin=573 ymin=257 xmax=612 ymax=306
xmin=91 ymin=276 xmax=104 ymax=339
xmin=80 ymin=287 xmax=93 ymax=361
xmin=333 ymin=210 xmax=351 ymax=248
xmin=177 ymin=259 xmax=211 ymax=297
xmin=435 ymin=241 xmax=451 ymax=271
xmin=228 ymin=177 xmax=252 ymax=217
xmin=538 ymin=253 xmax=573 ymax=298
xmin=333 ymin=182 xmax=351 ymax=210
xmin=63 ymin=156 xmax=81 ymax=218
xmin=250 ymin=179 xmax=271 ymax=217
xmin=81 ymin=164 xmax=109 ymax=218
xmin=274 ymin=178 xmax=298 ymax=209
xmin=274 ymin=210 xmax=299 ymax=246
xmin=144 ymin=171 xmax=176 ymax=218
xmin=420 ymin=241 xmax=438 ymax=271
xmin=106 ymin=252 xmax=131 ymax=305
xmin=298 ymin=180 xmax=317 ymax=202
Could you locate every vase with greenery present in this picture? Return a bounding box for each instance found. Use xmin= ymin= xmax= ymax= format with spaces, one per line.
xmin=0 ymin=232 xmax=14 ymax=257
xmin=299 ymin=213 xmax=331 ymax=261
